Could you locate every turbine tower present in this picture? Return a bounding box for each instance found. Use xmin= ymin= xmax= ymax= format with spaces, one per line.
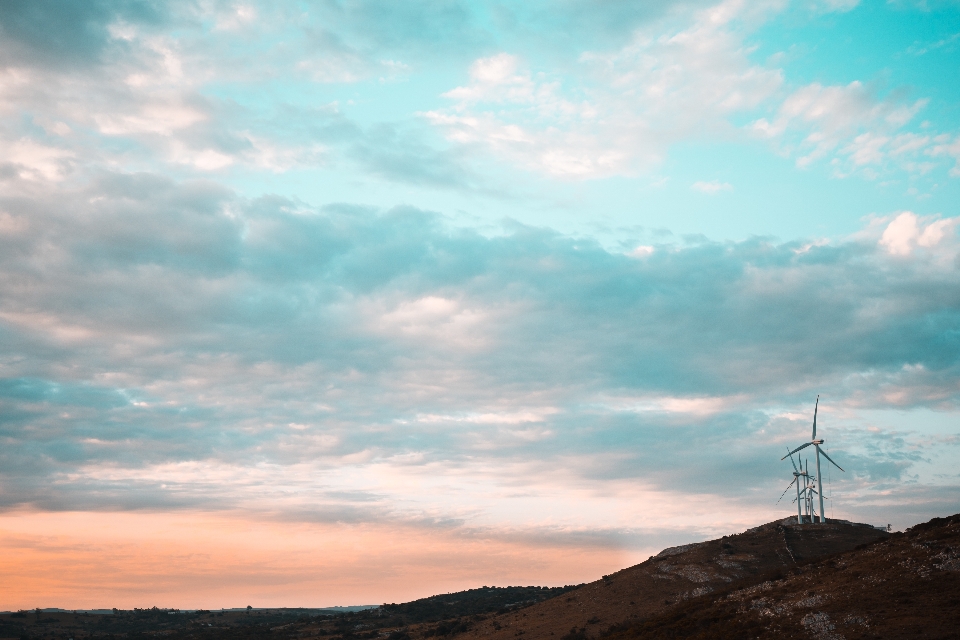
xmin=781 ymin=396 xmax=844 ymax=523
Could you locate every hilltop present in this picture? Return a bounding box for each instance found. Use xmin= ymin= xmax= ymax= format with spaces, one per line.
xmin=605 ymin=513 xmax=960 ymax=639
xmin=2 ymin=514 xmax=957 ymax=639
xmin=462 ymin=516 xmax=889 ymax=640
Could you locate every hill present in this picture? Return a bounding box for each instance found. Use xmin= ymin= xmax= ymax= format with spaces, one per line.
xmin=378 ymin=585 xmax=581 ymax=623
xmin=4 ymin=514 xmax=958 ymax=639
xmin=604 ymin=513 xmax=960 ymax=639
xmin=462 ymin=516 xmax=889 ymax=640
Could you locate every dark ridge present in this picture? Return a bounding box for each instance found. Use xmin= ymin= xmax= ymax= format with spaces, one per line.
xmin=376 ymin=584 xmax=582 ymax=623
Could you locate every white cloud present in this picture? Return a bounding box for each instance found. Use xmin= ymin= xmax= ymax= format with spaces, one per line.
xmin=369 ymin=295 xmax=492 ymax=350
xmin=0 ymin=4 xmax=367 ymax=184
xmin=414 ymin=409 xmax=558 ymax=425
xmin=879 ymin=211 xmax=922 ymax=256
xmin=691 ymin=180 xmax=733 ymax=194
xmin=601 ymin=394 xmax=743 ymax=416
xmin=212 ymin=4 xmax=258 ymax=32
xmin=168 ymin=142 xmax=235 ymax=170
xmin=428 ymin=0 xmax=782 ymax=178
xmin=878 ymin=211 xmax=959 ymax=256
xmin=751 ymin=80 xmax=947 ymax=176
xmin=430 ymin=0 xmax=959 ymax=183
xmin=442 ymin=54 xmax=537 ymax=104
xmin=929 ymin=135 xmax=960 ymax=176
xmin=95 ymin=100 xmax=206 ymax=137
xmin=6 ymin=138 xmax=74 ymax=181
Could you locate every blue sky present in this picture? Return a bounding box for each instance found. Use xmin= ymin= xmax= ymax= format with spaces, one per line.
xmin=0 ymin=0 xmax=959 ymax=608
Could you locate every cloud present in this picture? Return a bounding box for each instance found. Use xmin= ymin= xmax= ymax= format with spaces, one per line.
xmin=929 ymin=134 xmax=960 ymax=176
xmin=749 ymin=80 xmax=948 ymax=177
xmin=816 ymin=0 xmax=860 ymax=11
xmin=1 ymin=170 xmax=958 ymax=532
xmin=3 ymin=0 xmax=955 ymax=198
xmin=425 ymin=2 xmax=960 ymax=185
xmin=348 ymin=122 xmax=477 ymax=189
xmin=427 ymin=1 xmax=783 ymax=178
xmin=0 ymin=2 xmax=425 ymax=186
xmin=4 ymin=138 xmax=76 ymax=180
xmin=0 ymin=0 xmax=167 ymax=68
xmin=877 ymin=211 xmax=959 ymax=256
xmin=691 ymin=180 xmax=733 ymax=194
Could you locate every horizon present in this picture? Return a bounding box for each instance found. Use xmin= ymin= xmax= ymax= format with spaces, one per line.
xmin=1 ymin=0 xmax=959 ymax=611
xmin=1 ymin=513 xmax=910 ymax=611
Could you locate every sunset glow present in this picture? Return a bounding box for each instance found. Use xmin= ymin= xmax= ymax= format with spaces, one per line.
xmin=1 ymin=510 xmax=637 ymax=609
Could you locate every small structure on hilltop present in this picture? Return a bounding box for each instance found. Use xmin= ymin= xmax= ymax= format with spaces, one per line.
xmin=781 ymin=395 xmax=844 ymax=523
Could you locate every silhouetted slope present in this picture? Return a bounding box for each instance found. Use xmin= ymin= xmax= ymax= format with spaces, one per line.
xmin=605 ymin=513 xmax=960 ymax=640
xmin=469 ymin=517 xmax=888 ymax=640
xmin=378 ymin=585 xmax=580 ymax=623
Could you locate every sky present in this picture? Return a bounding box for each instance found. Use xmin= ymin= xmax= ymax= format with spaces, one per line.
xmin=1 ymin=0 xmax=959 ymax=610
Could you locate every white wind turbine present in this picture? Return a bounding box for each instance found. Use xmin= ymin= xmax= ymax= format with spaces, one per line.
xmin=781 ymin=396 xmax=844 ymax=523
xmin=777 ymin=448 xmax=807 ymax=524
xmin=797 ymin=458 xmax=829 ymax=522
xmin=778 ymin=454 xmax=825 ymax=523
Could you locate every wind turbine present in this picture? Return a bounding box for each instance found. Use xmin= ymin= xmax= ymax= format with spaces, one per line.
xmin=777 ymin=448 xmax=806 ymax=524
xmin=795 ymin=460 xmax=830 ymax=522
xmin=781 ymin=396 xmax=844 ymax=523
xmin=796 ymin=458 xmax=820 ymax=523
xmin=802 ymin=458 xmax=814 ymax=521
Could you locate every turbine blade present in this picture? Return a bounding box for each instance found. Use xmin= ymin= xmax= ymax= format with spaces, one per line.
xmin=777 ymin=481 xmax=794 ymax=504
xmin=782 ymin=442 xmax=812 ymax=459
xmin=817 ymin=445 xmax=844 ymax=472
xmin=812 ymin=395 xmax=819 ymax=441
xmin=787 ymin=448 xmax=799 ymax=472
